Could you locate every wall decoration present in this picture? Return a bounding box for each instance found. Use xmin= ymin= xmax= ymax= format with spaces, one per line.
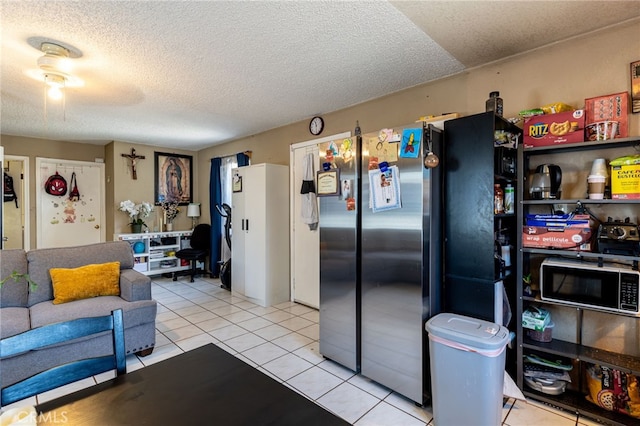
xmin=154 ymin=152 xmax=193 ymax=205
xmin=232 ymin=170 xmax=242 ymax=193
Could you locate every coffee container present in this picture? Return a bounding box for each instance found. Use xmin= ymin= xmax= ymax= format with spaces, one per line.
xmin=486 ymin=91 xmax=504 ymax=117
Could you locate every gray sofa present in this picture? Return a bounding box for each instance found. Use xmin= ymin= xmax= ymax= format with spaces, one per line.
xmin=0 ymin=241 xmax=157 ymax=392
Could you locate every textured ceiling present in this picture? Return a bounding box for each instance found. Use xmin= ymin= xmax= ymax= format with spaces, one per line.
xmin=1 ymin=1 xmax=639 ymax=151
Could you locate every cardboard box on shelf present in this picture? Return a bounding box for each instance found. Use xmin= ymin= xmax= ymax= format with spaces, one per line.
xmin=522 ymin=307 xmax=550 ymax=331
xmin=611 ymin=164 xmax=640 ymax=199
xmin=522 ymin=225 xmax=592 ymax=251
xmin=584 ymin=92 xmax=629 ymax=139
xmin=523 ymin=110 xmax=585 ymax=148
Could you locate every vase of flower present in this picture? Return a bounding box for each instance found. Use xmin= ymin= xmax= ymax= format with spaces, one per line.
xmin=119 ymin=200 xmax=153 ymax=234
xmin=160 ymin=201 xmax=180 ymax=232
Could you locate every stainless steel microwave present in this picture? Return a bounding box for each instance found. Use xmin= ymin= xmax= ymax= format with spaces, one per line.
xmin=540 ymin=258 xmax=640 ymax=316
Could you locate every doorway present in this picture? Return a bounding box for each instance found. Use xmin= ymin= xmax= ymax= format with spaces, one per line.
xmin=289 ymin=132 xmax=350 ymax=308
xmin=2 ymin=155 xmax=30 ymax=250
xmin=36 ymin=157 xmax=105 ymax=248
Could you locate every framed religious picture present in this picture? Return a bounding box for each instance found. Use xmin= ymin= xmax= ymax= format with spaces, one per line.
xmin=154 ymin=152 xmax=193 ymax=205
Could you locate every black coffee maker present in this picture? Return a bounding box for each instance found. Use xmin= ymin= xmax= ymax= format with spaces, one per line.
xmin=530 ymin=164 xmax=562 ymax=199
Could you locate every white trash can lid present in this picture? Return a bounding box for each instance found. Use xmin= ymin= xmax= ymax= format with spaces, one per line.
xmin=426 ymin=313 xmax=509 ymax=350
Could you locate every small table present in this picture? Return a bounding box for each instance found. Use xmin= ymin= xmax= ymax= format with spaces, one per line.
xmin=37 ymin=344 xmax=348 ymax=425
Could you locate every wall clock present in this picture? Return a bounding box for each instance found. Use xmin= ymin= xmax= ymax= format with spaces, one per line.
xmin=309 ymin=116 xmax=324 ymax=135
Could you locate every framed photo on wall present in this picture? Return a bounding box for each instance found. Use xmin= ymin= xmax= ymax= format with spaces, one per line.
xmin=154 ymin=152 xmax=193 ymax=205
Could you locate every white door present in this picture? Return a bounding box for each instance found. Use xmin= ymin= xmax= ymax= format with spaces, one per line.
xmin=231 ymin=168 xmax=246 ymax=295
xmin=290 ymin=132 xmax=350 ymax=308
xmin=36 ymin=158 xmax=105 ymax=248
xmin=244 ymin=165 xmax=266 ymax=301
xmin=2 ymin=156 xmax=29 ymax=250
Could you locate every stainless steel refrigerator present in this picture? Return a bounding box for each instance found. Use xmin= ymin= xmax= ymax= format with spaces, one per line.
xmin=318 ymin=136 xmax=361 ymax=372
xmin=360 ymin=124 xmax=443 ymax=405
xmin=319 ymin=124 xmax=443 ymax=405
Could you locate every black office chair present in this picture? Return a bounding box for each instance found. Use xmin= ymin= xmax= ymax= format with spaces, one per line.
xmin=173 ymin=223 xmax=211 ymax=282
xmin=0 ymin=309 xmax=126 ymax=407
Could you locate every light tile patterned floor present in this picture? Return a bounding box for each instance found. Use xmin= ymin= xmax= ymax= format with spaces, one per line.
xmin=4 ymin=276 xmax=601 ymax=425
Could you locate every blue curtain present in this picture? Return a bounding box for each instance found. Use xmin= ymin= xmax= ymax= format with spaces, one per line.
xmin=209 ymin=152 xmax=250 ymax=277
xmin=209 ymin=157 xmax=222 ymax=277
xmin=237 ymin=152 xmax=249 ymax=167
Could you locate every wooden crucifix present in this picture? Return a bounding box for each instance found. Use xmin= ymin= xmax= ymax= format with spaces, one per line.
xmin=121 ymin=148 xmax=145 ymax=180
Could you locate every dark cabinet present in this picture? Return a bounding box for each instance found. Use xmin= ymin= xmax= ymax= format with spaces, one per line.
xmin=443 ymin=112 xmax=521 ymax=325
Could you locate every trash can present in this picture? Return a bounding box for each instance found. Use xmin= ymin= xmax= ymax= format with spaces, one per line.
xmin=425 ymin=313 xmax=510 ymax=426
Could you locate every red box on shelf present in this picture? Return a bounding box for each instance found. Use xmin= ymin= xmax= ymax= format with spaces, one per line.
xmin=523 ymin=110 xmax=585 ymax=148
xmin=584 ymin=91 xmax=629 ymax=139
xmin=522 ymin=225 xmax=592 ymax=251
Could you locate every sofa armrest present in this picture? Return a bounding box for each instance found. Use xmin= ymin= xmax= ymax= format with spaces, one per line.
xmin=119 ymin=269 xmax=152 ymax=302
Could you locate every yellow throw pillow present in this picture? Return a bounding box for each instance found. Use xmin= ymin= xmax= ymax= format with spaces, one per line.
xmin=50 ymin=262 xmax=121 ymax=305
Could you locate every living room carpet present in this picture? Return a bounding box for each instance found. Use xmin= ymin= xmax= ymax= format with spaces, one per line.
xmin=36 ymin=343 xmax=349 ymax=425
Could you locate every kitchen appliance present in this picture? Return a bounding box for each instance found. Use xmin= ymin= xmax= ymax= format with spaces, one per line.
xmin=360 ymin=123 xmax=443 ymax=405
xmin=540 ymin=258 xmax=640 ymax=316
xmin=318 ymin=136 xmax=361 ymax=373
xmin=530 ymin=164 xmax=562 ymax=199
xmin=318 ymin=122 xmax=444 ymax=405
xmin=596 ymin=217 xmax=640 ymax=255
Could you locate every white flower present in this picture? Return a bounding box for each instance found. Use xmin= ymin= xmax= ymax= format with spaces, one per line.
xmin=119 ymin=200 xmax=154 ymax=226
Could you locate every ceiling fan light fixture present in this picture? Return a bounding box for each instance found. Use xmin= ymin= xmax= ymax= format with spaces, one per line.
xmin=37 ymin=42 xmax=72 ymax=72
xmin=30 ymin=41 xmax=83 ymax=92
xmin=44 ymin=73 xmax=66 ymax=100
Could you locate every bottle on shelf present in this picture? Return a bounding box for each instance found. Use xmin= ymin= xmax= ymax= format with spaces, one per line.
xmin=504 ymin=184 xmax=514 ymax=214
xmin=486 ymin=91 xmax=504 ymax=117
xmin=494 ymin=183 xmax=504 ymax=214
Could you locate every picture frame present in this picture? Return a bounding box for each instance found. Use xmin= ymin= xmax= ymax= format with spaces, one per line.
xmin=154 ymin=152 xmax=193 ymax=205
xmin=232 ymin=170 xmax=242 ymax=193
xmin=316 ymin=169 xmax=340 ymax=196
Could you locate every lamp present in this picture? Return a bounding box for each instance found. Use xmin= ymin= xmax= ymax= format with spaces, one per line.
xmin=28 ymin=41 xmax=84 ymax=104
xmin=187 ymin=203 xmax=201 ymax=229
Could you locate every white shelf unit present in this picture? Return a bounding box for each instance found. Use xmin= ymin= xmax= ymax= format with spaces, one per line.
xmin=115 ymin=230 xmax=194 ymax=276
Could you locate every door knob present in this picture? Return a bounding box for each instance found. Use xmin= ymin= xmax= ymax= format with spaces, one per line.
xmin=2 ymin=236 xmax=8 ymax=241
xmin=94 ymin=225 xmax=100 ymax=229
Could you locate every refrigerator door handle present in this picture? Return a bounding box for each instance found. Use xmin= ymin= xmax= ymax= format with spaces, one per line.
xmin=246 ymin=219 xmax=249 ymax=232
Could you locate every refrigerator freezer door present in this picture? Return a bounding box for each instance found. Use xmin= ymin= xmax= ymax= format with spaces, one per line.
xmin=319 ymin=137 xmax=360 ymax=372
xmin=360 ymin=125 xmax=443 ymax=404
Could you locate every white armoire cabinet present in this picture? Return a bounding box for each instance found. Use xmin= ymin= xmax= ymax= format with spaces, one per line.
xmin=231 ymin=163 xmax=290 ymax=307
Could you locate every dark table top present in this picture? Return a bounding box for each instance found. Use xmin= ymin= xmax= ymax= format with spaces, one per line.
xmin=37 ymin=343 xmax=349 ymax=425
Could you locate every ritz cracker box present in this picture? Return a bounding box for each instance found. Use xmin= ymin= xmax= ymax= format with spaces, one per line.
xmin=523 ymin=109 xmax=585 ymax=148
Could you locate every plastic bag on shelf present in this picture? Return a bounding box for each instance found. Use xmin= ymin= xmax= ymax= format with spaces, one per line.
xmin=586 ymin=364 xmax=640 ymax=419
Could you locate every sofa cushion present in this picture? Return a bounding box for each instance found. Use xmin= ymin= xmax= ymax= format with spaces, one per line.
xmin=0 ymin=307 xmax=30 ymax=338
xmin=27 ymin=241 xmax=135 ymax=306
xmin=29 ymin=297 xmax=157 ymax=330
xmin=50 ymin=261 xmax=120 ymax=304
xmin=0 ymin=249 xmax=29 ymax=308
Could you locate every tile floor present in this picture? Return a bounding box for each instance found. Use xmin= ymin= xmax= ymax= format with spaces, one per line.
xmin=5 ymin=276 xmax=605 ymax=425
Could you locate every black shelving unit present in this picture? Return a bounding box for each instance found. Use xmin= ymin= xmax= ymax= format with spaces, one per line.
xmin=517 ymin=135 xmax=640 ymax=426
xmin=444 ymin=112 xmax=521 ymax=327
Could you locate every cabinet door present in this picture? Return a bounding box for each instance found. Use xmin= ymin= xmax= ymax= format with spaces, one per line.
xmin=244 ymin=165 xmax=267 ymax=301
xmin=231 ymin=169 xmax=246 ymax=295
